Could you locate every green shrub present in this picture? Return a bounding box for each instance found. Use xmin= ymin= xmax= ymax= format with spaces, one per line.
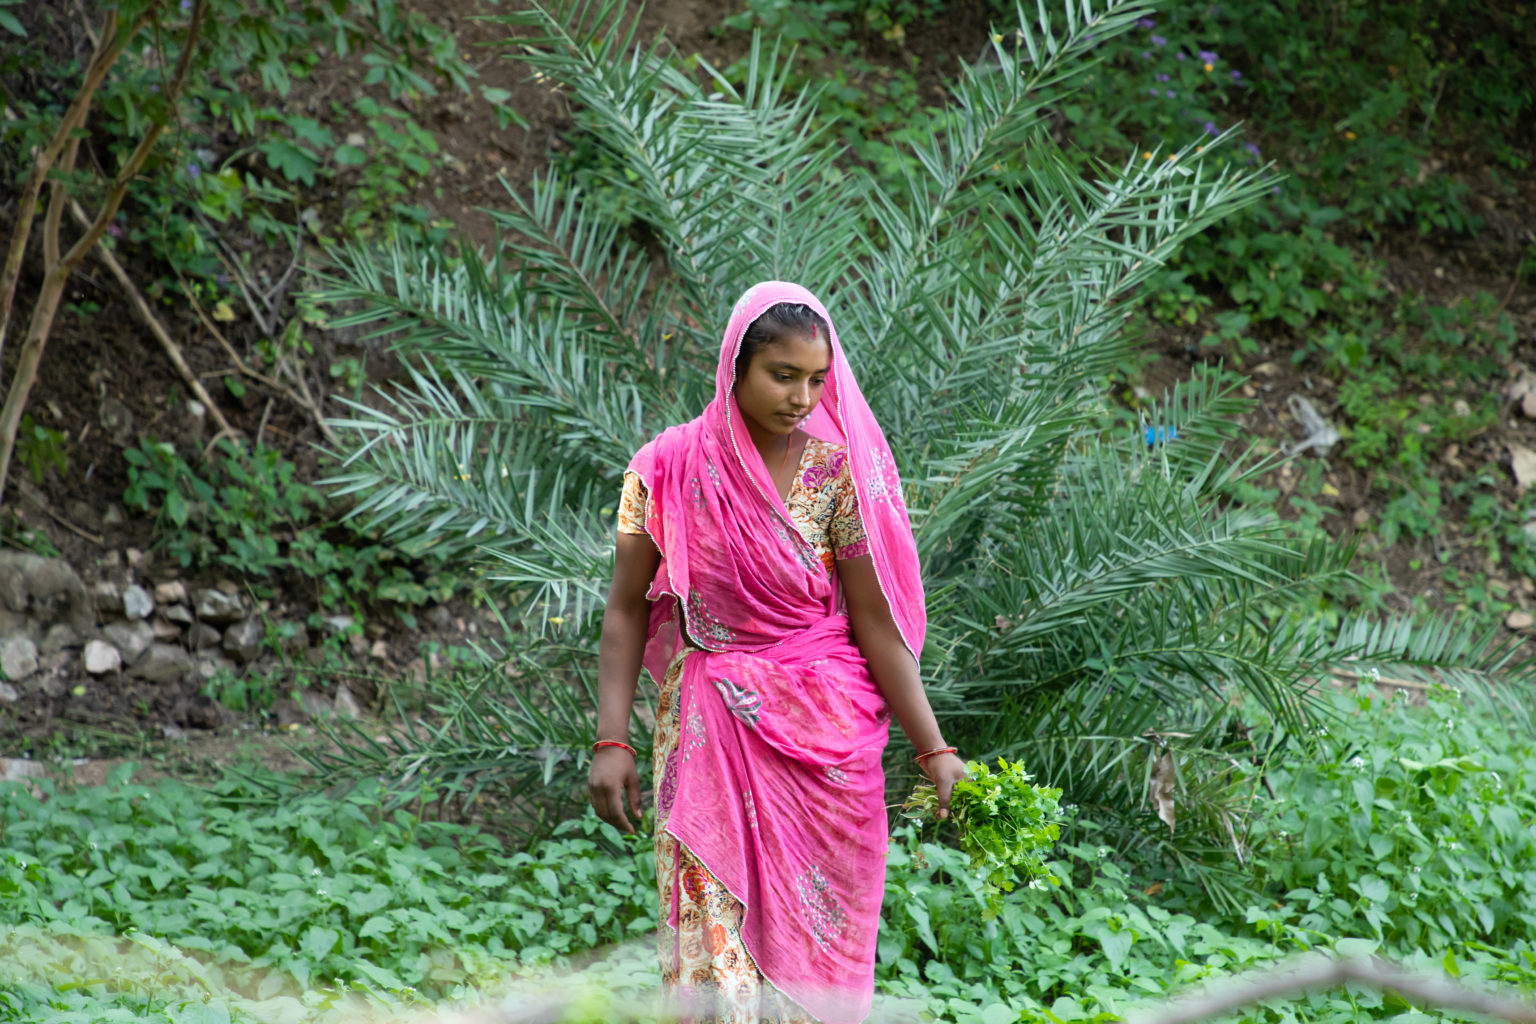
xmin=122 ymin=438 xmax=460 ymax=624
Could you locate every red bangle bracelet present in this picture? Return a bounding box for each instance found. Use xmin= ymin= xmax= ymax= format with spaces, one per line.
xmin=914 ymin=745 xmax=957 ymax=763
xmin=593 ymin=740 xmax=637 ymax=757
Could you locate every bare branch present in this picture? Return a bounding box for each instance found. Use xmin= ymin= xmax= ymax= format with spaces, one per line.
xmin=1124 ymin=955 xmax=1536 ymax=1024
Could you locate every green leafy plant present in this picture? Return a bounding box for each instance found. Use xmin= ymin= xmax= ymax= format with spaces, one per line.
xmin=121 ymin=437 xmax=460 ymax=620
xmin=903 ymin=758 xmax=1063 ymax=909
xmin=310 ymin=0 xmax=1536 ymax=884
xmin=12 ymin=415 xmax=67 ymax=484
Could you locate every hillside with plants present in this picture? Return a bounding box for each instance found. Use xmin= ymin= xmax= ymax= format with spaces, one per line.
xmin=1 ymin=0 xmax=1534 ymax=1021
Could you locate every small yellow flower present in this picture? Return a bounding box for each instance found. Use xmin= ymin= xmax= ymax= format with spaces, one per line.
xmin=992 ymin=32 xmax=1003 ymax=43
xmin=549 ymin=616 xmax=566 ymax=626
xmin=1196 ymin=145 xmax=1205 ymax=152
xmin=1344 ymin=130 xmax=1357 ymax=140
xmin=1203 ymin=62 xmax=1213 ymax=72
xmin=1166 ymin=153 xmax=1177 ymax=161
xmin=1143 ymin=151 xmax=1153 ymax=161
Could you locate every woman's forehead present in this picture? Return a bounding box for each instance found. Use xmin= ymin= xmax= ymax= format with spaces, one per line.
xmin=757 ymin=334 xmax=832 ymax=371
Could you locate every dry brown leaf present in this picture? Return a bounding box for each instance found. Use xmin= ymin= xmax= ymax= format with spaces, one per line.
xmin=1149 ymin=749 xmax=1177 ymax=835
xmin=1510 ymin=443 xmax=1536 ymax=490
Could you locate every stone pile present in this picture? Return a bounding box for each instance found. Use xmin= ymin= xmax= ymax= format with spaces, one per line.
xmin=0 ymin=550 xmax=316 ymax=705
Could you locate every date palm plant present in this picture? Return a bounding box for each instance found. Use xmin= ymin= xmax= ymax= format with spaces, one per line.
xmin=306 ymin=0 xmax=1533 ymax=885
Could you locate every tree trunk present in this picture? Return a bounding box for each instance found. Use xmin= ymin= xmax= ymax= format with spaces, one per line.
xmin=0 ymin=265 xmax=69 ymax=504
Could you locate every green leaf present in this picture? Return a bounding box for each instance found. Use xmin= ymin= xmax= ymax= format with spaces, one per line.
xmin=299 ymin=925 xmax=339 ymax=961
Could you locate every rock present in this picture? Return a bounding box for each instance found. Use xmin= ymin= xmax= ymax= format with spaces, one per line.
xmin=425 ymin=604 xmax=453 ymax=629
xmin=187 ymin=623 xmax=222 ymax=651
xmin=40 ymin=623 xmax=80 ymax=653
xmin=99 ymin=396 xmax=134 ymax=445
xmin=222 ymin=618 xmax=263 ymax=662
xmin=192 ymin=653 xmax=238 ymax=682
xmin=274 ymin=622 xmax=308 ymax=656
xmin=65 ymin=500 xmax=101 ymax=531
xmin=1 ymin=758 xmax=46 ymax=783
xmin=299 ymin=689 xmax=332 ymax=717
xmin=125 ymin=548 xmax=145 ymax=569
xmin=0 ymin=637 xmax=39 ymax=681
xmin=194 ymin=589 xmax=244 ymax=625
xmin=321 ymin=614 xmax=356 ymax=635
xmin=153 ymin=580 xmax=187 ymax=605
xmin=129 ymin=643 xmax=192 ymax=682
xmin=151 ymin=618 xmax=182 ymax=641
xmin=121 ymin=584 xmax=154 ymax=620
xmin=1524 ymin=392 xmax=1536 ymax=420
xmin=83 ymin=640 xmax=122 ymax=675
xmin=163 ymin=604 xmax=194 ymax=625
xmin=369 ymin=639 xmax=390 ymax=661
xmin=0 ymin=681 xmax=17 ymax=703
xmin=102 ymin=620 xmax=155 ymax=664
xmin=0 ymin=552 xmax=92 ymax=631
xmin=39 ymin=650 xmax=71 ymax=675
xmin=1451 ymin=398 xmax=1471 ymax=418
xmin=101 ymin=505 xmax=126 ymax=528
xmin=333 ymin=685 xmax=362 ymax=718
xmin=1523 ymin=520 xmax=1536 ymax=546
xmin=90 ymin=580 xmax=124 ymax=614
xmin=1512 ymin=443 xmax=1536 ymax=490
xmin=1506 ymin=610 xmax=1533 ymax=631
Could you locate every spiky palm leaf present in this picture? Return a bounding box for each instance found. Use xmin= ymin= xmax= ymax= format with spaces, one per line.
xmin=307 ymin=0 xmax=1534 ymax=878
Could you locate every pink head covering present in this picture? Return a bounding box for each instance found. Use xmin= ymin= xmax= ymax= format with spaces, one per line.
xmin=629 ymin=280 xmax=925 ymax=675
xmin=625 ymin=282 xmax=927 ymax=1021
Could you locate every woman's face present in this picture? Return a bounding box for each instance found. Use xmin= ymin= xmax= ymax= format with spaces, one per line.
xmin=735 ymin=331 xmax=831 ymax=436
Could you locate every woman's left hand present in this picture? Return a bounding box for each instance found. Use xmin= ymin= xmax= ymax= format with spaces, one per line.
xmin=921 ymin=752 xmax=968 ymax=819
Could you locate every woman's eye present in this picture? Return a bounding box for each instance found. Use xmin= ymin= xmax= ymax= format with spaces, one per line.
xmin=775 ymin=374 xmax=793 ymax=382
xmin=811 ymin=379 xmax=825 ymax=387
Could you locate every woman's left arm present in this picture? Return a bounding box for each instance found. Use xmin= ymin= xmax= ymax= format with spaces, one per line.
xmin=839 ymin=553 xmax=968 ymax=817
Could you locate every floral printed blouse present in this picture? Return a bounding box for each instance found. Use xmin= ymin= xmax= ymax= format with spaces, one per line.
xmin=618 ymin=438 xmax=869 ymax=573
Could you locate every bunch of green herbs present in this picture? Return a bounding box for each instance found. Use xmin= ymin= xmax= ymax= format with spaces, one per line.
xmin=904 ymin=758 xmax=1064 ymax=910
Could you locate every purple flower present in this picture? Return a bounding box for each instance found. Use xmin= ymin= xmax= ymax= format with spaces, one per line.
xmin=1176 ymin=51 xmax=1187 ymax=61
xmin=1136 ymin=17 xmax=1157 ymax=28
xmin=216 ymin=273 xmax=229 ymax=286
xmin=1141 ymin=50 xmax=1152 ymax=59
xmin=1244 ymin=141 xmax=1261 ymax=158
xmin=180 ymin=0 xmax=191 ymax=10
xmin=1198 ymin=49 xmax=1218 ymax=62
xmin=1165 ymin=89 xmax=1176 ymax=98
xmin=1231 ymin=69 xmax=1244 ymax=81
xmin=107 ymin=224 xmax=123 ymax=238
xmin=1156 ymin=72 xmax=1170 ymax=82
xmin=187 ymin=163 xmax=200 ymax=179
xmin=1148 ymin=87 xmax=1160 ymax=96
xmin=1203 ymin=120 xmax=1219 ymax=135
xmin=1150 ymin=34 xmax=1166 ymax=45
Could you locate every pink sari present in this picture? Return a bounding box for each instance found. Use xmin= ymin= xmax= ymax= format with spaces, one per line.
xmin=627 ymin=282 xmax=926 ymax=1022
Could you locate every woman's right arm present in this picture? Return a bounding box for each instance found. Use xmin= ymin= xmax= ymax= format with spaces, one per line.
xmin=589 ymin=531 xmax=661 ymax=834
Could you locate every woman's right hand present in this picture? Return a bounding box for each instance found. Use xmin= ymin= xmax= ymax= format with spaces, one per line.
xmin=589 ymin=747 xmax=643 ymax=834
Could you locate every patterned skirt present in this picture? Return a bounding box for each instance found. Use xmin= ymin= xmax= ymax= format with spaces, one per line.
xmin=654 ymin=651 xmax=816 ymax=1024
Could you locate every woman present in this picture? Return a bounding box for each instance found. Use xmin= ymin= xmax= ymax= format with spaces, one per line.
xmin=590 ymin=282 xmax=966 ymax=1024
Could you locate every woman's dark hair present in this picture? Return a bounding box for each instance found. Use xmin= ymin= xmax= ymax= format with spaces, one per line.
xmin=734 ymin=302 xmax=830 ymax=382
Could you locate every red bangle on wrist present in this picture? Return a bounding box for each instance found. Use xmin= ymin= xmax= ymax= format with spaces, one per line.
xmin=593 ymin=740 xmax=637 ymax=757
xmin=914 ymin=745 xmax=957 ymax=764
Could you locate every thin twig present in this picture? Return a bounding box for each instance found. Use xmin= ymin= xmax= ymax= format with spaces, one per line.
xmin=176 ymin=271 xmax=339 ymax=445
xmin=1123 ymin=954 xmax=1536 ymax=1024
xmin=15 ymin=477 xmax=104 ymax=545
xmin=68 ymin=199 xmax=238 ymax=439
xmin=1329 ymin=668 xmax=1434 ymax=692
